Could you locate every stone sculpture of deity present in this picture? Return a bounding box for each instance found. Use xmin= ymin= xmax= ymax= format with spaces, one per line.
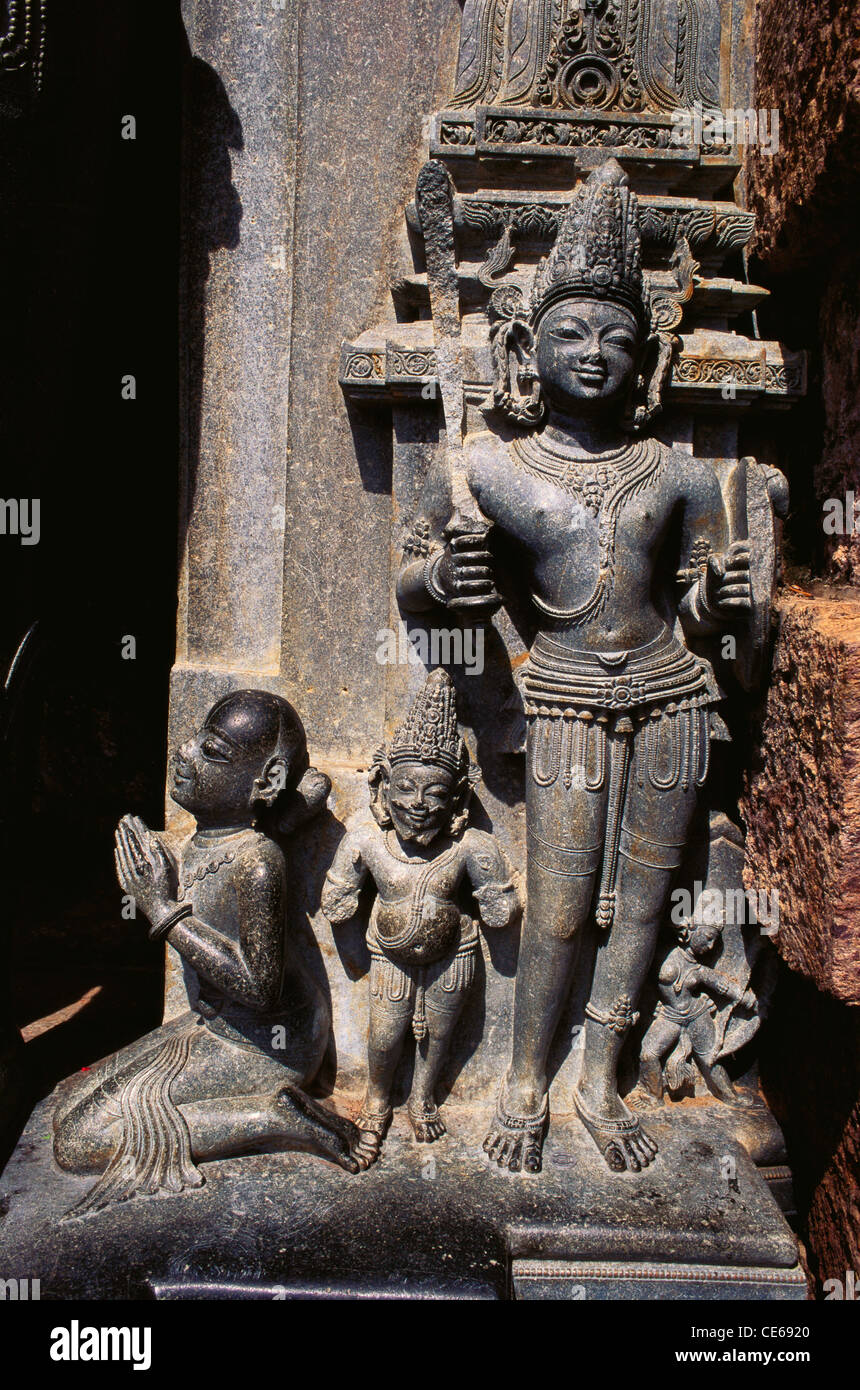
xmin=398 ymin=159 xmax=766 ymax=1175
xmin=322 ymin=669 xmax=520 ymax=1166
xmin=53 ymin=690 xmax=361 ymax=1215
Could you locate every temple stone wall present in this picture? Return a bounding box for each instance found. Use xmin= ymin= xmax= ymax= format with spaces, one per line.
xmin=746 ymin=0 xmax=860 ymax=581
xmin=743 ymin=0 xmax=860 ymax=1285
xmin=168 ymin=0 xmax=543 ymax=1100
xmin=743 ymin=596 xmax=860 ymax=1007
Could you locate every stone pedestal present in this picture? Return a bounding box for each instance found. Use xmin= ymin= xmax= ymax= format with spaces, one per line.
xmin=0 ymin=1094 xmax=805 ymax=1301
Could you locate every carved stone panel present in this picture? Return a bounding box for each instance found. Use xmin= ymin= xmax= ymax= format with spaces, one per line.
xmin=451 ymin=0 xmax=726 ymax=113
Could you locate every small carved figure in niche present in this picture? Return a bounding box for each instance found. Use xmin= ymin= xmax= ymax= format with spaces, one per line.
xmin=399 ymin=159 xmax=780 ymax=1175
xmin=322 ymin=670 xmax=520 ymax=1167
xmin=639 ymin=920 xmax=758 ymax=1106
xmin=53 ymin=691 xmax=362 ymax=1216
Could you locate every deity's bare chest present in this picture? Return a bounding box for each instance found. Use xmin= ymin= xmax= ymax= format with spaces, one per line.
xmin=371 ymin=839 xmax=465 ymax=966
xmin=489 ymin=437 xmax=670 ymax=627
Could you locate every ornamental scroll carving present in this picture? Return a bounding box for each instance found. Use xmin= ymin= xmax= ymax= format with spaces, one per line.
xmin=450 ymin=0 xmax=723 ymax=113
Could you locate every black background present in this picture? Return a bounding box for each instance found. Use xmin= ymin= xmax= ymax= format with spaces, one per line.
xmin=1 ymin=2 xmax=185 ymax=1119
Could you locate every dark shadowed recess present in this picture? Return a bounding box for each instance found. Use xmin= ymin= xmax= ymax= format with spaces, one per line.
xmin=0 ymin=2 xmax=185 ymax=1155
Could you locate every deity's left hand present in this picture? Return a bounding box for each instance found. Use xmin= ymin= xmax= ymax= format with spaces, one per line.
xmin=704 ymin=541 xmax=752 ymax=617
xmin=114 ymin=814 xmax=179 ymax=924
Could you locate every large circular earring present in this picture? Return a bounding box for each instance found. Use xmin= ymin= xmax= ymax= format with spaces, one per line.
xmin=488 ymin=319 xmax=547 ymax=427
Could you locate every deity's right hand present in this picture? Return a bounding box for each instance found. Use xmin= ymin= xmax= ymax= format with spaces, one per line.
xmin=429 ymin=534 xmax=497 ymax=607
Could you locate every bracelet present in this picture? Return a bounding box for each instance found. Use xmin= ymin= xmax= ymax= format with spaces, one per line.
xmin=696 ymin=571 xmax=723 ymax=623
xmin=148 ymin=902 xmax=193 ymax=942
xmin=422 ymin=549 xmax=447 ymax=605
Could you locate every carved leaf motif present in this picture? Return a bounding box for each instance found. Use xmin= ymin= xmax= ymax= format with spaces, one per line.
xmin=501 ymin=0 xmax=564 ymax=103
xmin=343 ymin=352 xmax=384 ymax=380
xmin=439 ymin=121 xmax=476 ymax=146
xmin=713 ymin=211 xmax=756 ymax=251
xmin=478 ymin=225 xmax=517 ymax=287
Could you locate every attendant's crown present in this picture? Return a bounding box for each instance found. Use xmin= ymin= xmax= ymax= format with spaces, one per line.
xmin=530 ymin=159 xmax=646 ymax=328
xmin=388 ymin=669 xmax=465 ymax=775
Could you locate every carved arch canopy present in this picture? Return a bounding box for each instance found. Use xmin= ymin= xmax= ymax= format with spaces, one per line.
xmin=450 ymin=0 xmax=723 ymax=113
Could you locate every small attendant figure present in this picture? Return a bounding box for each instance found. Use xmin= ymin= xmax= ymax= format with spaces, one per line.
xmin=53 ymin=690 xmax=362 ymax=1216
xmin=322 ymin=670 xmax=520 ymax=1167
xmin=639 ymin=919 xmax=758 ymax=1106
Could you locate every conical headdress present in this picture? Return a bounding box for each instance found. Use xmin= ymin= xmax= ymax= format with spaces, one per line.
xmin=388 ymin=669 xmax=465 ymax=775
xmin=530 ymin=159 xmax=646 ymax=328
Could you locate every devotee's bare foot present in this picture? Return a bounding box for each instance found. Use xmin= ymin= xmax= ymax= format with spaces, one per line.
xmin=352 ymin=1105 xmax=392 ymax=1170
xmin=573 ymin=1088 xmax=658 ymax=1173
xmin=408 ymin=1101 xmax=446 ymax=1143
xmin=273 ymin=1084 xmax=361 ymax=1174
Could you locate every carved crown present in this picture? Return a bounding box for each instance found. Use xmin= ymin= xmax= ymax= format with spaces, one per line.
xmin=530 ymin=159 xmax=645 ymax=328
xmin=388 ymin=669 xmax=466 ymax=775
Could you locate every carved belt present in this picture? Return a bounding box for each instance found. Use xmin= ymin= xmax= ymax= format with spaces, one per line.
xmin=523 ymin=627 xmax=716 ymax=714
xmin=655 ymin=997 xmax=715 ymax=1026
xmin=368 ymin=925 xmax=477 ymax=1040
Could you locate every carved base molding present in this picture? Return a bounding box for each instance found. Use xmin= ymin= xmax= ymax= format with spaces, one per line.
xmin=512 ymin=1258 xmax=809 ymax=1300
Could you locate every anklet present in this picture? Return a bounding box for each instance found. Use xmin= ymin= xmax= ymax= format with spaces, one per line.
xmin=573 ymin=1090 xmax=638 ymax=1134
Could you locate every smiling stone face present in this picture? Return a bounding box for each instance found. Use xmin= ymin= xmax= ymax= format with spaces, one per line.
xmin=534 ymin=298 xmax=640 ymax=415
xmin=386 ymin=760 xmax=456 ymax=846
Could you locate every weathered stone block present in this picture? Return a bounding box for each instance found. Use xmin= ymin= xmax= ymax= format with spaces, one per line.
xmin=743 ymin=593 xmax=860 ymax=1003
xmin=746 ymin=0 xmax=860 ymax=270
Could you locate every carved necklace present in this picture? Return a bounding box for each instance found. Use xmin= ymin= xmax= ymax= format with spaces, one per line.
xmin=512 ymin=433 xmax=664 ymax=627
xmin=178 ymin=829 xmax=256 ymax=902
xmin=513 ymin=434 xmax=631 ymax=516
xmin=382 ymin=831 xmax=461 ymax=952
xmin=384 ymin=829 xmax=452 ymax=864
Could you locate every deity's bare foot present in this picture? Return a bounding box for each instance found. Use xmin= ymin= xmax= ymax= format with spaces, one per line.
xmin=483 ymin=1078 xmax=548 ymax=1173
xmin=272 ymin=1084 xmax=361 ymax=1174
xmin=408 ymin=1100 xmax=446 ymax=1143
xmin=573 ymin=1088 xmax=658 ymax=1174
xmin=353 ymin=1105 xmax=392 ymax=1170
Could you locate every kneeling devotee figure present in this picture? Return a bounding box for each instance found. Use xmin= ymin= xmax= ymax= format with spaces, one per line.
xmin=53 ymin=690 xmax=362 ymax=1216
xmin=398 ymin=160 xmax=758 ymax=1174
xmin=322 ymin=669 xmax=520 ymax=1166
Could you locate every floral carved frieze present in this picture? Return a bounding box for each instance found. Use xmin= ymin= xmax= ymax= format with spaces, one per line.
xmin=340 ymin=332 xmax=805 ymax=405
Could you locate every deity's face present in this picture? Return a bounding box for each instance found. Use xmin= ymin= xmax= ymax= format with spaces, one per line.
xmin=534 ymin=298 xmax=640 ymax=416
xmin=385 ymin=760 xmax=456 ymax=846
xmin=171 ymin=694 xmax=290 ymax=826
xmin=689 ymin=921 xmax=721 ymax=958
